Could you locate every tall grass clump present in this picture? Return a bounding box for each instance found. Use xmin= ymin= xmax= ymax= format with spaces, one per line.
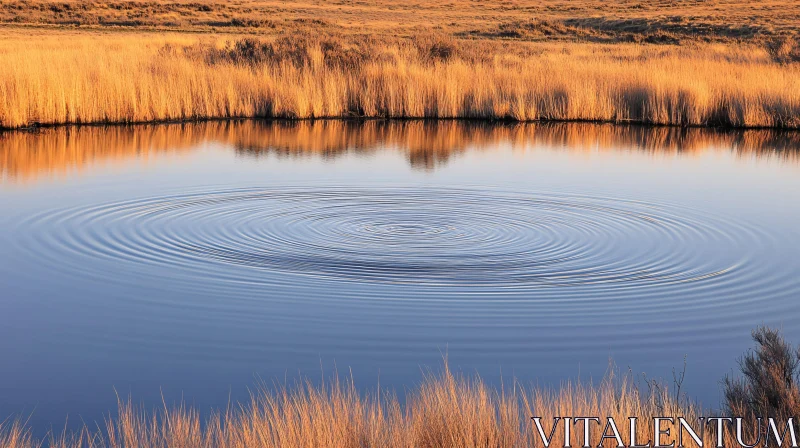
xmin=0 ymin=364 xmax=716 ymax=448
xmin=7 ymin=328 xmax=800 ymax=447
xmin=1 ymin=31 xmax=800 ymax=129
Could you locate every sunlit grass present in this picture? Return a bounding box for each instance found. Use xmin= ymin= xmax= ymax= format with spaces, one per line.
xmin=2 ymin=0 xmax=799 ymax=44
xmin=1 ymin=31 xmax=799 ymax=129
xmin=0 ymin=364 xmax=720 ymax=448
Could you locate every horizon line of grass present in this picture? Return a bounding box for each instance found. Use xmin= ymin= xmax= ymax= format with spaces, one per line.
xmin=9 ymin=114 xmax=800 ymax=133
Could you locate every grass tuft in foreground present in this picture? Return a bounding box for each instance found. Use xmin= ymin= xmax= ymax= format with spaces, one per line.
xmin=1 ymin=327 xmax=798 ymax=447
xmin=0 ymin=364 xmax=707 ymax=448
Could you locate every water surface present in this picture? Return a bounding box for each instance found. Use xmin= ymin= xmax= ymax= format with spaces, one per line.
xmin=1 ymin=120 xmax=800 ymax=428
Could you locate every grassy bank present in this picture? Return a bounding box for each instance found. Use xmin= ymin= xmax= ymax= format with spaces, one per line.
xmin=2 ymin=1 xmax=800 ymax=129
xmin=1 ymin=28 xmax=800 ymax=129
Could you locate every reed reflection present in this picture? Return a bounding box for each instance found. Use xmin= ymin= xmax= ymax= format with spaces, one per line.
xmin=2 ymin=120 xmax=799 ymax=183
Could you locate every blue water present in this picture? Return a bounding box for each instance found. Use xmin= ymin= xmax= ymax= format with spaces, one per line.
xmin=1 ymin=121 xmax=799 ymax=429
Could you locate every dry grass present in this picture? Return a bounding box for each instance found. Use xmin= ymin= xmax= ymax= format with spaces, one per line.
xmin=2 ymin=330 xmax=797 ymax=447
xmin=1 ymin=29 xmax=800 ymax=130
xmin=1 ymin=1 xmax=800 ymax=129
xmin=4 ymin=120 xmax=799 ymax=182
xmin=0 ymin=364 xmax=725 ymax=448
xmin=2 ymin=0 xmax=799 ymax=44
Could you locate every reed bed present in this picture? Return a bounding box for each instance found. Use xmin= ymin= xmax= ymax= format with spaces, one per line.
xmin=0 ymin=365 xmax=722 ymax=448
xmin=2 ymin=31 xmax=800 ymax=130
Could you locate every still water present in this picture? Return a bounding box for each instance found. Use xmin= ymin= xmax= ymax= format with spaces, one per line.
xmin=1 ymin=120 xmax=799 ymax=428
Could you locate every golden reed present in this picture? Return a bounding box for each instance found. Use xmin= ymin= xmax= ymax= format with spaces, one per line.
xmin=0 ymin=365 xmax=731 ymax=448
xmin=1 ymin=31 xmax=799 ymax=130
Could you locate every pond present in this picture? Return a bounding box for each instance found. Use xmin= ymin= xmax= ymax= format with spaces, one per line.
xmin=1 ymin=120 xmax=799 ymax=428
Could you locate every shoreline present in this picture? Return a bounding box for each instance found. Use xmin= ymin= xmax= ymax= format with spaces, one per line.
xmin=6 ymin=116 xmax=800 ymax=134
xmin=5 ymin=118 xmax=799 ymax=183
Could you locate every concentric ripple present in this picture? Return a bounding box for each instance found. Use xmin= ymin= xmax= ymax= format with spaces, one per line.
xmin=13 ymin=186 xmax=777 ymax=295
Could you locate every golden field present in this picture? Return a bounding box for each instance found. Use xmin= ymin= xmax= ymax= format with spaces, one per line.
xmin=1 ymin=28 xmax=800 ymax=129
xmin=2 ymin=0 xmax=799 ymax=42
xmin=1 ymin=0 xmax=800 ymax=129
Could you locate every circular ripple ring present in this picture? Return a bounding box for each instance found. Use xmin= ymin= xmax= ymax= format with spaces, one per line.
xmin=15 ymin=186 xmax=777 ymax=306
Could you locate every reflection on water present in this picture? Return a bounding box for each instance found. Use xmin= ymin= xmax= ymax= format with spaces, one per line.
xmin=3 ymin=120 xmax=800 ymax=182
xmin=1 ymin=120 xmax=800 ymax=432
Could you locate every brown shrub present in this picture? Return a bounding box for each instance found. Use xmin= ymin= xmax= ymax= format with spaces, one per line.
xmin=200 ymin=37 xmax=309 ymax=67
xmin=201 ymin=36 xmax=369 ymax=69
xmin=766 ymin=36 xmax=800 ymax=63
xmin=723 ymin=326 xmax=800 ymax=438
xmin=413 ymin=34 xmax=461 ymax=62
xmin=319 ymin=37 xmax=370 ymax=69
